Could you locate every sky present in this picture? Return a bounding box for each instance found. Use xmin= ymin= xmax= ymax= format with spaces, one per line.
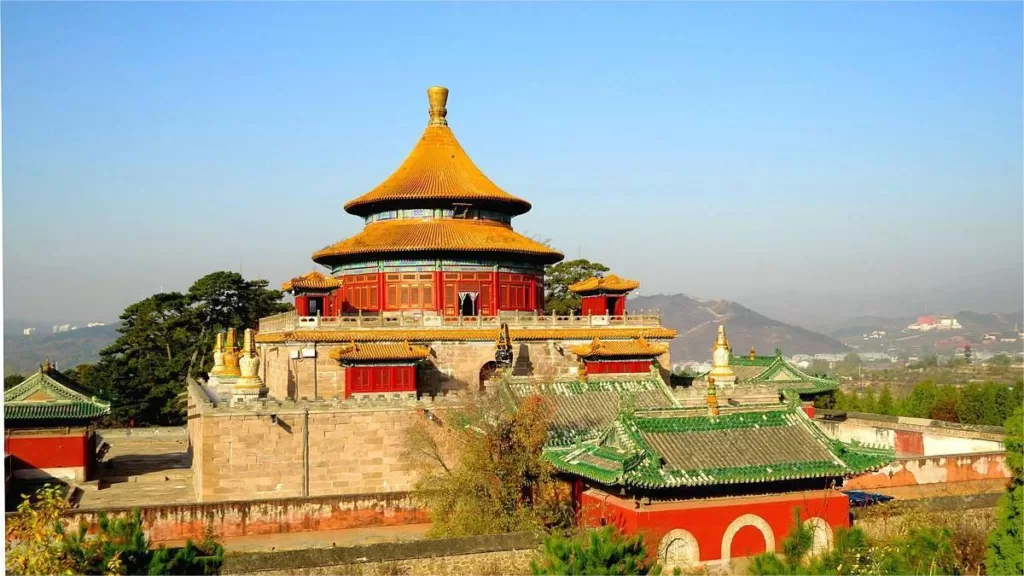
xmin=3 ymin=1 xmax=1022 ymax=324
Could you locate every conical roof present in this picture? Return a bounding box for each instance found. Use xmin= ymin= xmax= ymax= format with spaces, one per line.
xmin=343 ymin=87 xmax=532 ymax=217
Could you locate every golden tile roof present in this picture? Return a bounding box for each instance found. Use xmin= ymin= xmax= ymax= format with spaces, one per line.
xmin=343 ymin=87 xmax=532 ymax=217
xmin=568 ymin=274 xmax=640 ymax=294
xmin=256 ymin=326 xmax=678 ymax=344
xmin=569 ymin=337 xmax=668 ymax=358
xmin=329 ymin=342 xmax=431 ymax=362
xmin=281 ymin=271 xmax=342 ymax=292
xmin=312 ymin=218 xmax=563 ymax=265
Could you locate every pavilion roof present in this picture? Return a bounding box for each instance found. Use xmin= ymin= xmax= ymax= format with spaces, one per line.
xmin=312 ymin=219 xmax=563 ymax=266
xmin=282 ymin=271 xmax=342 ymax=293
xmin=502 ymin=373 xmax=679 ymax=447
xmin=5 ymin=363 xmax=111 ymax=421
xmin=256 ymin=326 xmax=678 ymax=344
xmin=343 ymin=87 xmax=532 ymax=217
xmin=329 ymin=342 xmax=431 ymax=362
xmin=543 ymin=405 xmax=893 ymax=489
xmin=570 ymin=337 xmax=668 ymax=359
xmin=568 ymin=274 xmax=640 ymax=294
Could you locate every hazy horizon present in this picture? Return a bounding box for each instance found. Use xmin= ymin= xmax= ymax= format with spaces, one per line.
xmin=4 ymin=2 xmax=1022 ymax=324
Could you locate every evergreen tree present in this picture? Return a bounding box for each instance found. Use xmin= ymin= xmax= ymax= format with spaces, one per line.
xmin=543 ymin=259 xmax=610 ymax=315
xmin=987 ymin=406 xmax=1023 ymax=575
xmin=877 ymin=384 xmax=895 ymax=415
xmin=860 ymin=388 xmax=878 ymax=414
xmin=531 ymin=527 xmax=654 ymax=575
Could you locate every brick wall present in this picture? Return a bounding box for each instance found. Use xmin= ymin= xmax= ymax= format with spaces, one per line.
xmin=260 ymin=345 xmax=346 ymax=401
xmin=844 ymin=452 xmax=1011 ymax=490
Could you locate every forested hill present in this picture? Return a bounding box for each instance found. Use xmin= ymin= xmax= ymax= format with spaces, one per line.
xmin=3 ymin=324 xmax=120 ymax=375
xmin=629 ymin=293 xmax=849 ymax=362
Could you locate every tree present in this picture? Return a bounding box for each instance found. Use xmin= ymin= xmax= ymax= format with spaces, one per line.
xmin=987 ymin=406 xmax=1023 ymax=576
xmin=82 ymin=271 xmax=291 ymax=426
xmin=543 ymin=259 xmax=610 ymax=315
xmin=7 ymin=486 xmax=223 ymax=576
xmin=5 ymin=484 xmax=76 ymax=575
xmin=5 ymin=373 xmax=26 ymax=389
xmin=929 ymin=385 xmax=961 ymax=423
xmin=877 ymin=384 xmax=895 ymax=415
xmin=989 ymin=354 xmax=1012 ymax=367
xmin=406 ymin=388 xmax=568 ymax=537
xmin=531 ymin=527 xmax=655 ymax=575
xmin=860 ymin=387 xmax=877 ymax=414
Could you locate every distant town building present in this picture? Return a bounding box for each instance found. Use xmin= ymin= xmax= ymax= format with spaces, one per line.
xmin=52 ymin=324 xmax=72 ymax=333
xmin=907 ymin=315 xmax=961 ymax=332
xmin=86 ymin=322 xmax=106 ymax=328
xmin=862 ymin=330 xmax=886 ymax=340
xmin=21 ymin=328 xmax=34 ymax=336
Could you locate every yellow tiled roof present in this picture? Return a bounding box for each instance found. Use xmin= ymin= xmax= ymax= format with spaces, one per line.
xmin=329 ymin=342 xmax=431 ymax=362
xmin=312 ymin=219 xmax=563 ymax=265
xmin=282 ymin=271 xmax=342 ymax=292
xmin=568 ymin=274 xmax=640 ymax=293
xmin=256 ymin=326 xmax=678 ymax=344
xmin=343 ymin=88 xmax=532 ymax=217
xmin=569 ymin=337 xmax=668 ymax=358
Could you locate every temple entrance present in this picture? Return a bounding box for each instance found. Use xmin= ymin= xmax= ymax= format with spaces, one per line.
xmin=606 ymin=298 xmax=616 ymax=316
xmin=730 ymin=525 xmax=768 ymax=559
xmin=459 ymin=292 xmax=478 ymax=316
xmin=479 ymin=361 xmax=498 ymax=391
xmin=308 ymin=297 xmax=324 ymax=316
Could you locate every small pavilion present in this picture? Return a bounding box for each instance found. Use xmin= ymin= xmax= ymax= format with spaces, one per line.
xmin=569 ymin=274 xmax=640 ymax=316
xmin=4 ymin=360 xmax=110 ymax=484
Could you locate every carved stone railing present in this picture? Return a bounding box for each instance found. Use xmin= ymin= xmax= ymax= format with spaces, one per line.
xmin=258 ymin=310 xmax=662 ymax=333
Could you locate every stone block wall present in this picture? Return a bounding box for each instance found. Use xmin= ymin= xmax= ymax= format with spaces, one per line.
xmin=189 ymin=381 xmax=426 ymax=502
xmin=260 ymin=344 xmax=346 ymax=401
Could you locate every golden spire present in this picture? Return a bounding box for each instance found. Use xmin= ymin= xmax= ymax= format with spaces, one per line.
xmin=42 ymin=357 xmax=53 ymax=373
xmin=215 ymin=332 xmax=224 ymax=353
xmin=749 ymin=347 xmax=756 ymax=361
xmin=707 ymin=377 xmax=720 ymax=417
xmin=709 ymin=324 xmax=736 ymax=380
xmin=427 ymin=86 xmax=449 ymax=127
xmin=242 ymin=329 xmax=254 ymax=355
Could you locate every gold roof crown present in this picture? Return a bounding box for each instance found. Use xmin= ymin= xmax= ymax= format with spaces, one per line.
xmin=342 ymin=87 xmax=533 ymax=217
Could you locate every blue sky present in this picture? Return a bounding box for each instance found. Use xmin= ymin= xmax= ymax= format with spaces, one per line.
xmin=3 ymin=1 xmax=1022 ymax=323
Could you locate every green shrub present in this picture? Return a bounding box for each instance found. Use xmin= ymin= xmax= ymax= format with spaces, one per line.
xmin=531 ymin=526 xmax=654 ymax=575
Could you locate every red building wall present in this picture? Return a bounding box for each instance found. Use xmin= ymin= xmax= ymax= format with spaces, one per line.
xmin=5 ymin=432 xmax=90 ymax=471
xmin=586 ymin=360 xmax=651 ymax=374
xmin=345 ymin=365 xmax=416 ymax=398
xmin=580 ymin=294 xmax=626 ymax=316
xmin=893 ymin=430 xmax=925 ymax=456
xmin=580 ymin=488 xmax=849 ymax=563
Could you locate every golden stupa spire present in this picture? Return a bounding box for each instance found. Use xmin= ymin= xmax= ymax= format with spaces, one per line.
xmin=427 ymin=86 xmax=449 ymax=127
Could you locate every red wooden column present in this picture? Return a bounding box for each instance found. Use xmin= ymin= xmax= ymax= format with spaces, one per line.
xmin=433 ymin=270 xmax=443 ymax=312
xmin=491 ymin=269 xmax=500 ymax=313
xmin=295 ymin=296 xmax=310 ymax=316
xmin=376 ymin=271 xmax=385 ymax=311
xmin=528 ymin=276 xmax=536 ymax=311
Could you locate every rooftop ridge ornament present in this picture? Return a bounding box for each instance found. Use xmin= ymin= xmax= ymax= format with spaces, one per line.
xmin=427 ymin=86 xmax=449 ymax=127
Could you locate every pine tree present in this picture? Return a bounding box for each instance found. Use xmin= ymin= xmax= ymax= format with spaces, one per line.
xmin=877 ymin=384 xmax=894 ymax=415
xmin=987 ymin=406 xmax=1023 ymax=576
xmin=531 ymin=527 xmax=653 ymax=575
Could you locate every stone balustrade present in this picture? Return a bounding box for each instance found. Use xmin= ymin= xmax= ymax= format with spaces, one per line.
xmin=258 ymin=309 xmax=662 ymax=333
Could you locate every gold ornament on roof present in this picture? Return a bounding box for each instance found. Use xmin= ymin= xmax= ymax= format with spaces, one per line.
xmin=210 ymin=332 xmax=226 ymax=376
xmin=708 ymin=325 xmax=735 ymax=380
xmin=749 ymin=347 xmax=756 ymax=361
xmin=221 ymin=328 xmax=241 ymax=377
xmin=427 ymin=86 xmax=449 ymax=127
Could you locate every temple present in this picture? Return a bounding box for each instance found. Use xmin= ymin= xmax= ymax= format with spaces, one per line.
xmin=185 ymin=87 xmax=894 ymax=570
xmin=4 ymin=360 xmax=110 ymax=484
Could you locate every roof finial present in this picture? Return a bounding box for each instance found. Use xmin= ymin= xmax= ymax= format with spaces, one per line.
xmin=427 ymin=86 xmax=449 ymax=127
xmin=42 ymin=357 xmax=53 ymax=373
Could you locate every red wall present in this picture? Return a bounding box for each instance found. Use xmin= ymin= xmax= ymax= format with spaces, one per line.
xmin=6 ymin=432 xmax=89 ymax=470
xmin=586 ymin=360 xmax=651 ymax=374
xmin=894 ymin=431 xmax=925 ymax=456
xmin=580 ymin=488 xmax=849 ymax=562
xmin=295 ymin=295 xmax=310 ymax=316
xmin=580 ymin=294 xmax=625 ymax=315
xmin=345 ymin=365 xmax=416 ymax=398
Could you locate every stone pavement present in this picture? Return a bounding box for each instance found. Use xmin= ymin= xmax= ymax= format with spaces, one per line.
xmin=76 ymin=430 xmax=196 ymax=509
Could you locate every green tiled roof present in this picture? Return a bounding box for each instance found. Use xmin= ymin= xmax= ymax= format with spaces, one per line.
xmin=503 ymin=371 xmax=678 ymax=447
xmin=543 ymin=405 xmax=893 ymax=489
xmin=4 ymin=368 xmax=110 ymax=422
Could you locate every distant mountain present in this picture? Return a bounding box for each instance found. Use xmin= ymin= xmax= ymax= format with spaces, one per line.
xmin=629 ymin=294 xmax=848 ymax=362
xmin=3 ymin=324 xmax=120 ymax=375
xmin=735 ymin=268 xmax=1023 ymax=332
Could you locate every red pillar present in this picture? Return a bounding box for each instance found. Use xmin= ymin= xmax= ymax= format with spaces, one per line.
xmin=433 ymin=270 xmax=443 ymax=312
xmin=376 ymin=271 xmax=385 ymax=311
xmin=528 ymin=275 xmax=536 ymax=311
xmin=295 ymin=295 xmax=309 ymax=316
xmin=491 ymin=269 xmax=500 ymax=313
